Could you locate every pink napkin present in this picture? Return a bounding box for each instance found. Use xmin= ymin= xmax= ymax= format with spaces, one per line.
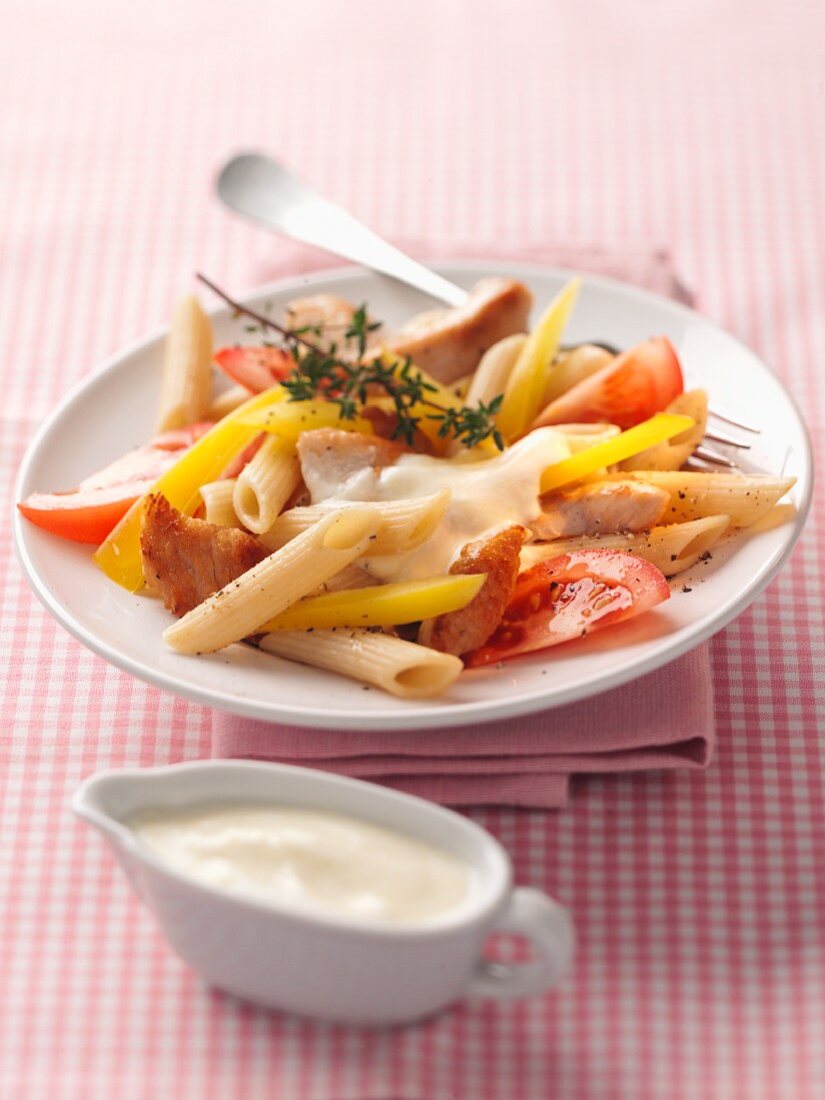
xmin=212 ymin=240 xmax=714 ymax=808
xmin=214 ymin=647 xmax=713 ymax=809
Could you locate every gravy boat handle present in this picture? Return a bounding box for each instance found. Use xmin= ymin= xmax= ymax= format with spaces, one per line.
xmin=467 ymin=887 xmax=575 ymax=999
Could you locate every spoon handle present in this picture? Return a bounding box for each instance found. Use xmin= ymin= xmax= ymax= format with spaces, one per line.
xmin=217 ymin=153 xmax=467 ymax=308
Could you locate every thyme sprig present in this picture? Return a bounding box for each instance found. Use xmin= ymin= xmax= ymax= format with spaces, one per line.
xmin=197 ymin=273 xmax=504 ymax=450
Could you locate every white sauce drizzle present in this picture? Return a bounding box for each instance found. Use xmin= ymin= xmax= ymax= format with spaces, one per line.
xmin=318 ymin=427 xmax=570 ymax=581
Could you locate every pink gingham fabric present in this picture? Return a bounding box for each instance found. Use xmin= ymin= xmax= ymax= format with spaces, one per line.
xmin=2 ymin=2 xmax=824 ymax=1097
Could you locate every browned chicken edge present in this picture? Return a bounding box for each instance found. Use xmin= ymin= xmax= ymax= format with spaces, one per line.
xmin=141 ymin=493 xmax=269 ymax=617
xmin=418 ymin=525 xmax=527 ymax=657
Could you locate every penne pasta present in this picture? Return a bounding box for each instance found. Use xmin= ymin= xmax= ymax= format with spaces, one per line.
xmin=521 ymin=514 xmax=731 ymax=577
xmin=620 ymin=390 xmax=708 ymax=471
xmin=554 ymin=422 xmax=621 ymax=454
xmin=259 ymin=490 xmax=452 ymax=556
xmin=233 ymin=434 xmax=301 ymax=534
xmin=259 ymin=629 xmax=463 ymax=699
xmin=199 ymin=479 xmax=240 ymax=527
xmin=600 ymin=471 xmax=796 ymax=527
xmin=208 ymin=383 xmax=254 ymax=420
xmin=315 ymin=564 xmax=374 ymax=594
xmin=464 ymin=334 xmax=527 ymax=410
xmin=163 ymin=508 xmax=380 ymax=654
xmin=744 ymin=502 xmax=797 ymax=535
xmin=157 ymin=296 xmax=214 ymax=432
xmin=542 ymin=343 xmax=614 ymax=406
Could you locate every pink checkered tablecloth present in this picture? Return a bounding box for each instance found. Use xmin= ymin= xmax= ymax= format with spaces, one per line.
xmin=1 ymin=2 xmax=823 ymax=1097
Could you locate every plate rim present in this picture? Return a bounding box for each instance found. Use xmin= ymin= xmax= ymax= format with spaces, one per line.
xmin=13 ymin=259 xmax=814 ymax=730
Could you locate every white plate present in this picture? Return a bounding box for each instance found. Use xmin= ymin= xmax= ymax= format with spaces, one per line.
xmin=13 ymin=262 xmax=813 ymax=730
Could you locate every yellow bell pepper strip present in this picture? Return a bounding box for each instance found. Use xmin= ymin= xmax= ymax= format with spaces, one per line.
xmin=239 ymin=400 xmax=374 ymax=440
xmin=497 ymin=278 xmax=582 ymax=443
xmin=94 ymin=387 xmax=287 ymax=591
xmin=259 ymin=574 xmax=486 ymax=632
xmin=540 ymin=413 xmax=694 ymax=494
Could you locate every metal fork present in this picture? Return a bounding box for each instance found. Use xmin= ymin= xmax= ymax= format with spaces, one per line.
xmin=216 ymin=152 xmax=758 ymax=466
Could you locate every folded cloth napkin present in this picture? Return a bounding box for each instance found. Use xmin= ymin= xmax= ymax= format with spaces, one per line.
xmin=213 ymin=647 xmax=713 ymax=809
xmin=212 ymin=240 xmax=714 ymax=808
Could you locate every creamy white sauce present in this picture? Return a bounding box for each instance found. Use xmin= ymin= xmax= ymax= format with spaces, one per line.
xmin=322 ymin=427 xmax=570 ymax=581
xmin=130 ymin=803 xmax=473 ymax=926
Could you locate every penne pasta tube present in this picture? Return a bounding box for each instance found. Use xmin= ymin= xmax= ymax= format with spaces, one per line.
xmin=497 ymin=278 xmax=581 ymax=442
xmin=199 ymin=479 xmax=240 ymax=527
xmin=259 ymin=629 xmax=463 ymax=699
xmin=157 ymin=296 xmax=214 ymax=432
xmin=744 ymin=502 xmax=797 ymax=534
xmin=315 ymin=564 xmax=374 ymax=594
xmin=464 ymin=334 xmax=527 ymax=410
xmin=208 ymin=383 xmax=254 ymax=420
xmin=95 ymin=386 xmax=287 ymax=591
xmin=259 ymin=490 xmax=451 ymax=556
xmin=163 ymin=508 xmax=381 ymax=655
xmin=542 ymin=344 xmax=614 ymax=406
xmin=620 ymin=390 xmax=708 ymax=471
xmin=521 ymin=514 xmax=731 ymax=577
xmin=260 ymin=574 xmax=486 ymax=631
xmin=600 ymin=471 xmax=796 ymax=527
xmin=554 ymin=422 xmax=621 ymax=453
xmin=233 ymin=434 xmax=301 ymax=534
xmin=444 ymin=334 xmax=526 ymax=457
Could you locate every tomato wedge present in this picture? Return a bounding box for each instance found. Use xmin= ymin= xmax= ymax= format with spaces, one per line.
xmin=214 ymin=346 xmax=295 ymax=393
xmin=466 ymin=549 xmax=669 ymax=667
xmin=534 ymin=337 xmax=683 ymax=430
xmin=17 ymin=423 xmax=212 ymax=544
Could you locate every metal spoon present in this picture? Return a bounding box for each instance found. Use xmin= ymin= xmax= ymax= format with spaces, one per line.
xmin=216 ymin=151 xmax=467 ymax=307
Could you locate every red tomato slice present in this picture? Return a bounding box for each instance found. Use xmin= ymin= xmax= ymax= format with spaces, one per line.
xmin=19 ymin=486 xmax=156 ymax=544
xmin=536 ymin=337 xmax=684 ymax=429
xmin=466 ymin=549 xmax=670 ymax=667
xmin=17 ymin=423 xmax=212 ymax=545
xmin=214 ymin=346 xmax=295 ymax=393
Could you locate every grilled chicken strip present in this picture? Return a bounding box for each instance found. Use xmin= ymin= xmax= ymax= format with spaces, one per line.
xmin=285 ymin=295 xmax=381 ymax=359
xmin=296 ymin=428 xmax=406 ymax=502
xmin=531 ymin=480 xmax=669 ymax=541
xmin=141 ymin=493 xmax=268 ymax=616
xmin=418 ymin=526 xmax=526 ymax=657
xmin=385 ymin=278 xmax=533 ymax=384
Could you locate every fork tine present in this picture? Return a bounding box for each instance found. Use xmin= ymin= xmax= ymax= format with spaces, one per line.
xmin=707 ymin=410 xmax=761 ymax=434
xmin=694 ymin=445 xmax=739 ymax=468
xmin=704 ymin=430 xmax=751 ymax=450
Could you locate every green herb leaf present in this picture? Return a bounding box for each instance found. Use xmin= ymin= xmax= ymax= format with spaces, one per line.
xmin=196 ymin=273 xmax=505 ymax=452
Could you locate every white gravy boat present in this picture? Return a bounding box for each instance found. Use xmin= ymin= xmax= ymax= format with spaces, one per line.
xmin=73 ymin=760 xmax=574 ymax=1025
